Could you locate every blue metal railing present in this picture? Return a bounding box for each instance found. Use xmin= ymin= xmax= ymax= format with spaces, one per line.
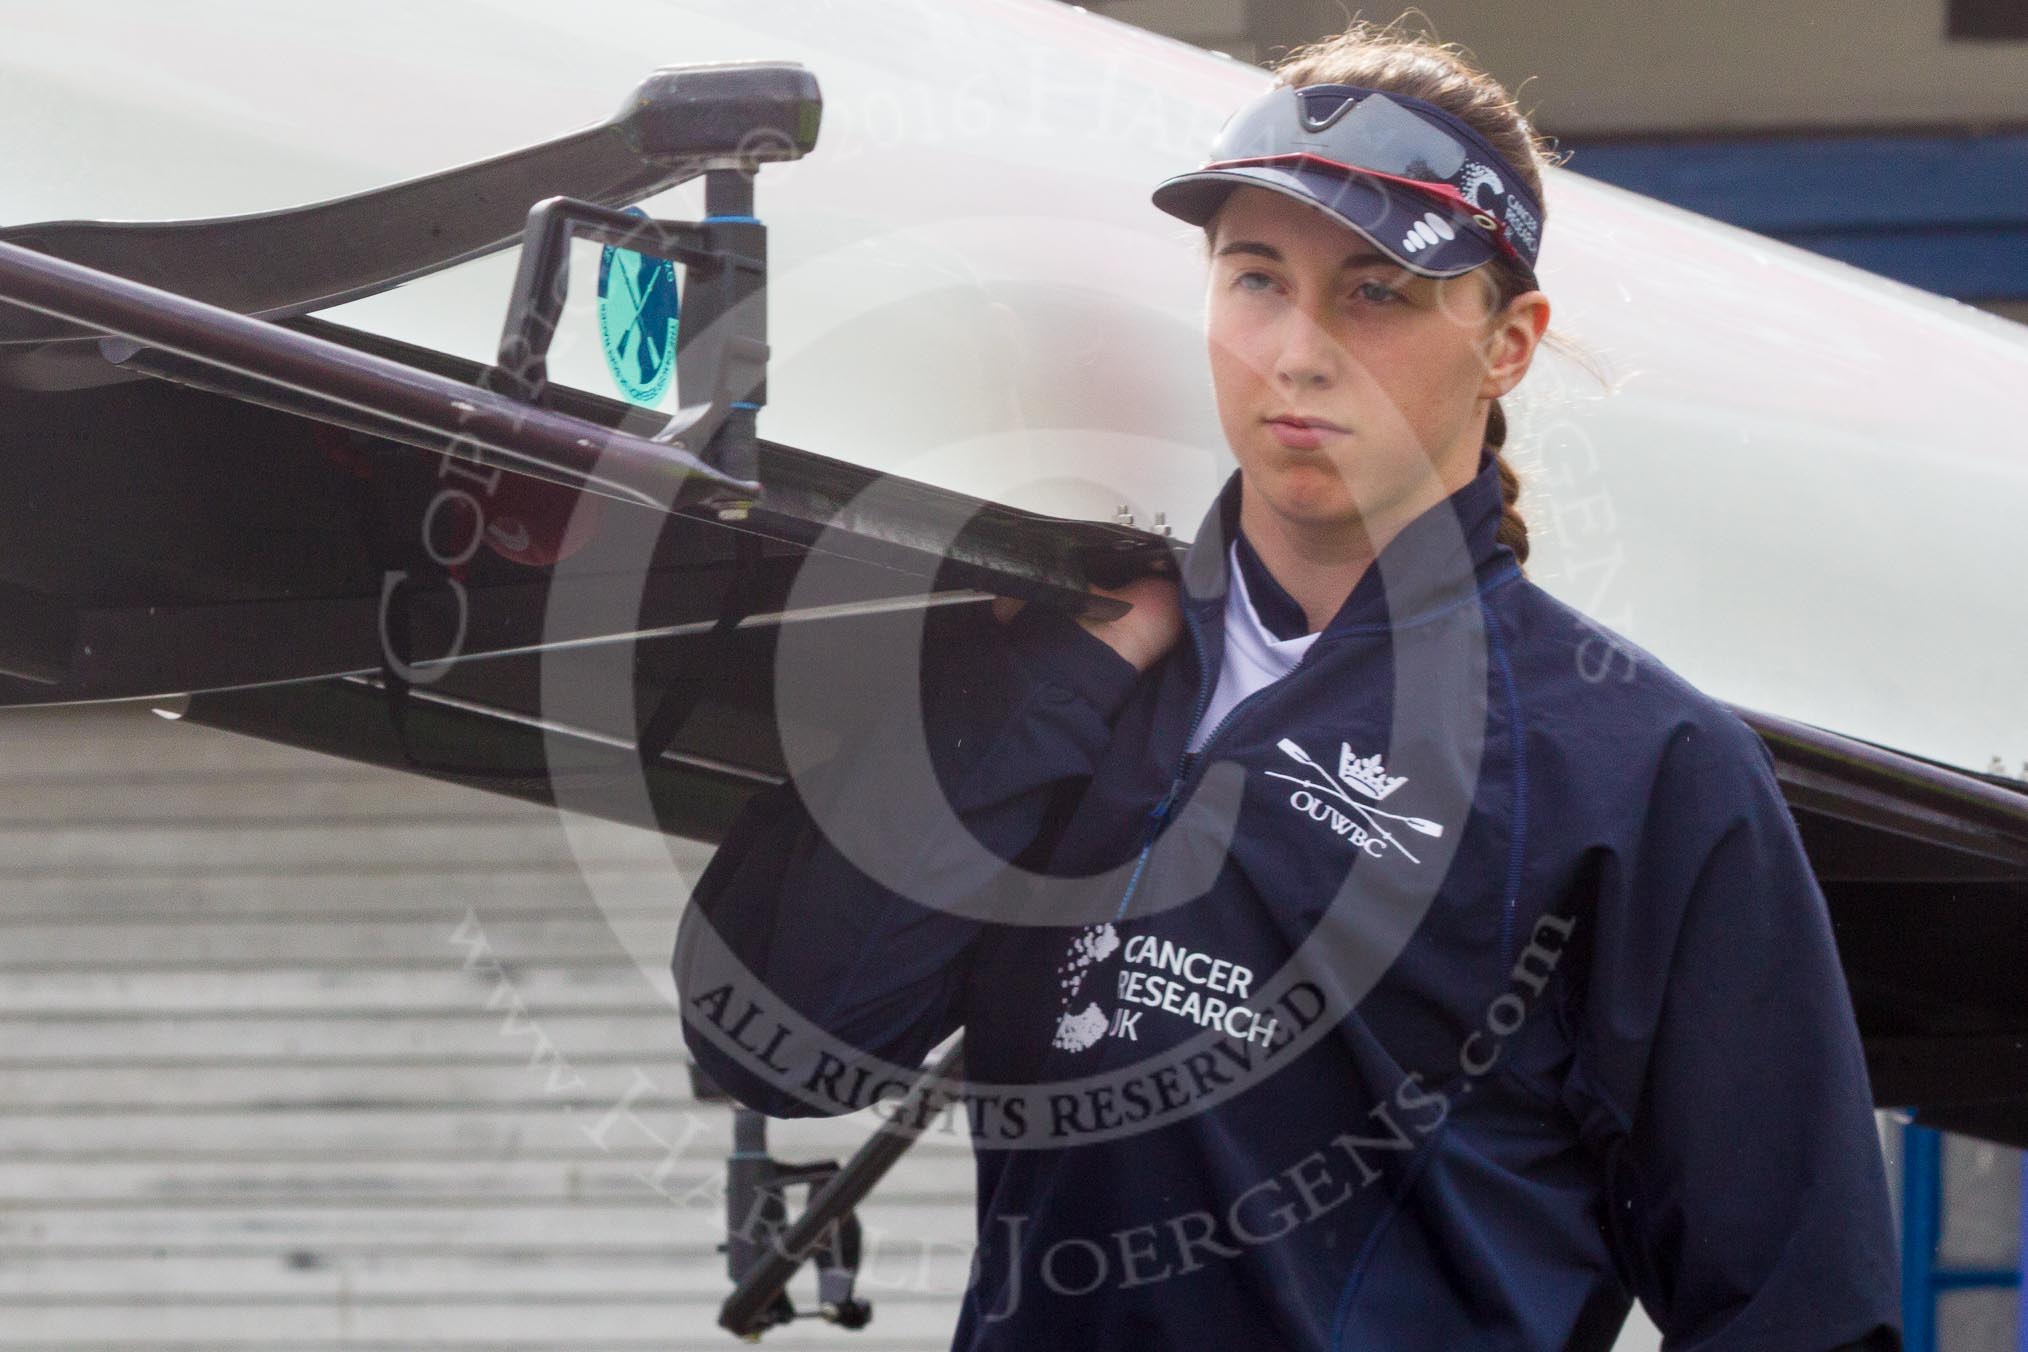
xmin=1898 ymin=1120 xmax=2023 ymax=1352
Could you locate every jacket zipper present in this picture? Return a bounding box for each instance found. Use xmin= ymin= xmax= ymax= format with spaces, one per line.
xmin=1108 ymin=601 xmax=1329 ymax=923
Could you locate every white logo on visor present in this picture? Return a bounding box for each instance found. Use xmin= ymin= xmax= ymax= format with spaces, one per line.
xmin=1504 ymin=196 xmax=1540 ymax=253
xmin=1459 ymin=162 xmax=1506 ymax=210
xmin=1400 ymin=211 xmax=1456 ymax=255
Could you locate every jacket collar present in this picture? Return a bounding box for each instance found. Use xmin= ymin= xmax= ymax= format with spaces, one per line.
xmin=1230 ymin=526 xmax=1312 ymax=642
xmin=1178 ymin=442 xmax=1518 ymax=639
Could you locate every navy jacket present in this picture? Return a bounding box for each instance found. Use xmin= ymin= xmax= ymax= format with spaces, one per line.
xmin=675 ymin=444 xmax=1901 ymax=1351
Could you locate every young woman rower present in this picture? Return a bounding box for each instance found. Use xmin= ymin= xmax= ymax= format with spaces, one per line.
xmin=677 ymin=19 xmax=1899 ymax=1350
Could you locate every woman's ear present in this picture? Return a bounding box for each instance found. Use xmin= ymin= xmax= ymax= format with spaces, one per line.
xmin=1479 ymin=289 xmax=1551 ymax=400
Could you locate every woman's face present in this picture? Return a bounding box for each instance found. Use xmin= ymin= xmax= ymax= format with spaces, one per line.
xmin=1204 ymin=184 xmax=1545 ymax=540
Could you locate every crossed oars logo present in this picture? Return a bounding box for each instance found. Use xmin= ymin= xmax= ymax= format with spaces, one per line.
xmin=1265 ymin=739 xmax=1444 ymax=864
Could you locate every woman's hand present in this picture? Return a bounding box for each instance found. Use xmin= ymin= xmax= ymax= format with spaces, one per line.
xmin=991 ymin=575 xmax=1183 ymax=673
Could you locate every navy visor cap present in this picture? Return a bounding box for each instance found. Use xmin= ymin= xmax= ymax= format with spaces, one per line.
xmin=1153 ymin=83 xmax=1544 ymax=287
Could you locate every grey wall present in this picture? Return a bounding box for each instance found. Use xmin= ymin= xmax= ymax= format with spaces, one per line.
xmin=0 ymin=704 xmax=975 ymax=1346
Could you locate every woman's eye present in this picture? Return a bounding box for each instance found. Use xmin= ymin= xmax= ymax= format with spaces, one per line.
xmin=1228 ymin=272 xmax=1399 ymax=303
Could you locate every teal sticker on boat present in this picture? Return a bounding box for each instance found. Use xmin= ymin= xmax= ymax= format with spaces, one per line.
xmin=598 ymin=208 xmax=679 ymax=404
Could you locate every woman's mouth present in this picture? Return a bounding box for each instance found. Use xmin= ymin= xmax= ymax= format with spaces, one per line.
xmin=1264 ymin=414 xmax=1347 ymax=451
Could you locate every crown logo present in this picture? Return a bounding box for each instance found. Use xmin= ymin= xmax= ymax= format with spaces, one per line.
xmin=1338 ymin=744 xmax=1406 ymax=801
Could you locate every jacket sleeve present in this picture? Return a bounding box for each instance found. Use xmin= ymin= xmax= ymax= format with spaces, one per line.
xmin=1572 ymin=711 xmax=1901 ymax=1351
xmin=674 ymin=599 xmax=1141 ymax=1117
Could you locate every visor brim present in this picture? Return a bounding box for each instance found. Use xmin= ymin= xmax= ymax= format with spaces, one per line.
xmin=1151 ymin=163 xmax=1505 ymax=281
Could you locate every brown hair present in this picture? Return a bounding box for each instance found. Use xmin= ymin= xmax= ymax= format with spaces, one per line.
xmin=1206 ymin=11 xmax=1576 ymax=569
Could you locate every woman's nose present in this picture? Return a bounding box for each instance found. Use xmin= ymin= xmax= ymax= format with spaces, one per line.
xmin=1273 ymin=308 xmax=1341 ymax=388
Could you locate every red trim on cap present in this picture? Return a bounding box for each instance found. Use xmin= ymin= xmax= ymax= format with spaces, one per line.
xmin=1201 ymin=152 xmax=1529 ymax=271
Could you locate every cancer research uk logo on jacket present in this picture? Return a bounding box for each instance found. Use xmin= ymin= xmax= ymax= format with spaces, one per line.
xmin=1049 ymin=741 xmax=1444 ymax=1055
